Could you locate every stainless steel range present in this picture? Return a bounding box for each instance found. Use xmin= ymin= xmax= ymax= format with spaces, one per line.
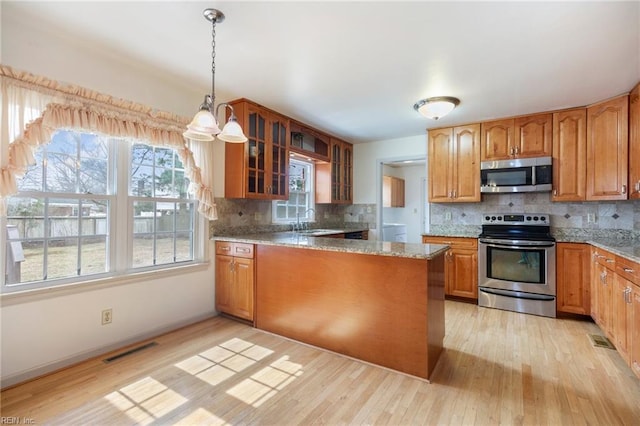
xmin=478 ymin=213 xmax=556 ymax=318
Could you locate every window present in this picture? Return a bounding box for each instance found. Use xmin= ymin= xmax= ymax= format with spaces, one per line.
xmin=3 ymin=130 xmax=200 ymax=292
xmin=273 ymin=159 xmax=315 ymax=223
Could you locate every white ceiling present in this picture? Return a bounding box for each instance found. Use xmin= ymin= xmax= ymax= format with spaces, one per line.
xmin=3 ymin=1 xmax=639 ymax=143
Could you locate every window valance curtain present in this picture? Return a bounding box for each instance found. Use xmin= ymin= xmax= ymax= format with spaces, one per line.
xmin=0 ymin=65 xmax=218 ymax=220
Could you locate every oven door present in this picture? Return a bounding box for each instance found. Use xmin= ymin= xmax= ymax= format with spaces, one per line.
xmin=478 ymin=238 xmax=556 ymax=296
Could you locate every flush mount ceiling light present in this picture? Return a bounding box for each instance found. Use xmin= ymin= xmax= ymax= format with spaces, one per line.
xmin=183 ymin=8 xmax=247 ymax=143
xmin=413 ymin=96 xmax=460 ymax=120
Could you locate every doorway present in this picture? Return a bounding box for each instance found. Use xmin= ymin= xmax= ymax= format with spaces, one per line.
xmin=376 ymin=156 xmax=428 ymax=243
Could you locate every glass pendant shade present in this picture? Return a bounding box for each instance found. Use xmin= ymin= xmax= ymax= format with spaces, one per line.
xmin=218 ymin=117 xmax=248 ymax=143
xmin=413 ymin=96 xmax=460 ymax=120
xmin=183 ymin=109 xmax=220 ymax=141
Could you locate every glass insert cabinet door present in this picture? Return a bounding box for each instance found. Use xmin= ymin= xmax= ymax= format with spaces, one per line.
xmin=246 ymin=107 xmax=267 ymax=196
xmin=270 ymin=113 xmax=288 ymax=198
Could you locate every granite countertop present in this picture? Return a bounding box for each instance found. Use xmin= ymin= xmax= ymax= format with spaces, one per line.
xmin=586 ymin=239 xmax=640 ymax=263
xmin=214 ymin=232 xmax=449 ymax=260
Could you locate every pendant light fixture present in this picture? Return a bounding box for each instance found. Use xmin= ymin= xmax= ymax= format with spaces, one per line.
xmin=413 ymin=96 xmax=460 ymax=120
xmin=184 ymin=8 xmax=247 ymax=143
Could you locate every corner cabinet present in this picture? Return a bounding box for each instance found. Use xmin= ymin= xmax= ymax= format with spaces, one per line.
xmin=586 ymin=95 xmax=629 ymax=200
xmin=422 ymin=236 xmax=478 ymax=300
xmin=428 ymin=124 xmax=481 ymax=202
xmin=215 ymin=241 xmax=255 ymax=322
xmin=383 ymin=175 xmax=405 ymax=207
xmin=556 ymin=242 xmax=590 ymax=315
xmin=552 ymin=108 xmax=587 ymax=201
xmin=317 ymin=138 xmax=353 ymax=204
xmin=629 ymin=83 xmax=640 ymax=199
xmin=225 ymin=99 xmax=289 ymax=200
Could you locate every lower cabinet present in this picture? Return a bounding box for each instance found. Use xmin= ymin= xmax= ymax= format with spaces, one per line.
xmin=556 ymin=243 xmax=591 ymax=315
xmin=422 ymin=236 xmax=478 ymax=299
xmin=590 ymin=247 xmax=640 ymax=380
xmin=215 ymin=241 xmax=255 ymax=322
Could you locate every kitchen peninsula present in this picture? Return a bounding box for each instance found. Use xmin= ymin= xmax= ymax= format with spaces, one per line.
xmin=214 ymin=233 xmax=448 ymax=380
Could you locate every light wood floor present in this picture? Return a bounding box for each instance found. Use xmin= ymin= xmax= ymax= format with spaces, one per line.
xmin=2 ymin=301 xmax=639 ymax=425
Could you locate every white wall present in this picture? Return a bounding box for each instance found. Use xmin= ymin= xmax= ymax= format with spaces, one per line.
xmin=353 ymin=134 xmax=427 ymax=204
xmin=1 ymin=7 xmax=220 ymax=387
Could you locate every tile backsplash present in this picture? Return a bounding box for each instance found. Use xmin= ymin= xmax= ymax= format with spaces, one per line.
xmin=430 ymin=193 xmax=640 ymax=240
xmin=210 ymin=194 xmax=639 ymax=240
xmin=209 ymin=198 xmax=376 ymax=236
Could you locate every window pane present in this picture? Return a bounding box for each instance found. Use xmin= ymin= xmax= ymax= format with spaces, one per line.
xmin=156 ymin=204 xmax=175 ymax=232
xmin=133 ymin=201 xmax=155 ymax=233
xmin=175 ymin=232 xmax=193 ymax=262
xmin=81 ymin=236 xmax=108 ymax=275
xmin=132 ymin=235 xmax=154 ymax=268
xmin=131 ymin=165 xmax=154 ymax=197
xmin=16 ymin=156 xmax=44 ymax=191
xmin=47 ymin=237 xmax=79 ymax=280
xmin=49 ymin=198 xmax=80 ymax=237
xmin=131 ymin=144 xmax=154 ymax=166
xmin=48 ymin=130 xmax=78 ymax=155
xmin=175 ymin=203 xmax=193 ymax=231
xmin=79 ymin=158 xmax=108 ymax=194
xmin=155 ymin=233 xmax=175 ymax=265
xmin=46 ymin=153 xmax=78 ymax=192
xmin=9 ymin=240 xmax=44 ymax=284
xmin=7 ymin=197 xmax=45 ymax=238
xmin=155 ymin=148 xmax=173 ymax=168
xmin=80 ymin=199 xmax=109 ymax=236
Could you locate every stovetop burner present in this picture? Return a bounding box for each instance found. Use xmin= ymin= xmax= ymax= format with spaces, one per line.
xmin=480 ymin=213 xmax=554 ymax=241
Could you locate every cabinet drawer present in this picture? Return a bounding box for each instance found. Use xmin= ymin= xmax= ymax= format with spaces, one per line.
xmin=593 ymin=248 xmax=616 ymax=270
xmin=216 ymin=241 xmax=255 ymax=259
xmin=616 ymin=256 xmax=640 ymax=285
xmin=422 ymin=236 xmax=478 ymax=250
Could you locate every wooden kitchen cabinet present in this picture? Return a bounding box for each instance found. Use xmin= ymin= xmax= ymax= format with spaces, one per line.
xmin=586 ymin=95 xmax=629 ymax=200
xmin=514 ymin=113 xmax=553 ymax=158
xmin=552 ymin=108 xmax=587 ymax=201
xmin=317 ymin=138 xmax=353 ymax=204
xmin=556 ymin=243 xmax=590 ymax=315
xmin=225 ymin=99 xmax=289 ymax=200
xmin=215 ymin=241 xmax=255 ymax=322
xmin=481 ymin=119 xmax=514 ymax=161
xmin=481 ymin=114 xmax=552 ymax=161
xmin=632 ymin=285 xmax=640 ymax=379
xmin=592 ymin=248 xmax=616 ymax=339
xmin=422 ymin=236 xmax=478 ymax=299
xmin=383 ymin=175 xmax=405 ymax=207
xmin=613 ymin=272 xmax=633 ymax=364
xmin=629 ymin=83 xmax=640 ymax=200
xmin=428 ymin=124 xmax=481 ymax=202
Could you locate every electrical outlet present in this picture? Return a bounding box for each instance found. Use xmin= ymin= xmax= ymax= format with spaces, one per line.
xmin=587 ymin=213 xmax=597 ymax=223
xmin=254 ymin=212 xmax=262 ymax=221
xmin=444 ymin=211 xmax=452 ymax=221
xmin=102 ymin=309 xmax=113 ymax=325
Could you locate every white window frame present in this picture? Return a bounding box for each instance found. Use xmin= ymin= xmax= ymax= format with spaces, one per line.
xmin=272 ymin=158 xmax=315 ymax=224
xmin=1 ymin=131 xmax=205 ymax=294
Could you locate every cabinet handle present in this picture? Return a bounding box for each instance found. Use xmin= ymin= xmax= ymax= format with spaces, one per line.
xmin=553 ymin=189 xmax=557 ymax=196
xmin=622 ymin=184 xmax=627 ymax=194
xmin=509 ymin=147 xmax=514 ymax=155
xmin=605 ymin=258 xmax=614 ymax=263
xmin=452 ymin=190 xmax=457 ymax=198
xmin=514 ymin=146 xmax=519 ymax=155
xmin=623 ymin=267 xmax=634 ymax=273
xmin=635 ymin=181 xmax=640 ymax=192
xmin=236 ymin=247 xmax=250 ymax=253
xmin=229 ymin=261 xmax=234 ymax=272
xmin=625 ymin=288 xmax=632 ymax=304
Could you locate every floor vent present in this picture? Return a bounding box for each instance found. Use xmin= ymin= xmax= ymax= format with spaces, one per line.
xmin=103 ymin=341 xmax=158 ymax=363
xmin=588 ymin=334 xmax=615 ymax=350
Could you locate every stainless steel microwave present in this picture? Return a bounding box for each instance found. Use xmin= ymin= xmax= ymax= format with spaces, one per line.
xmin=480 ymin=156 xmax=552 ymax=193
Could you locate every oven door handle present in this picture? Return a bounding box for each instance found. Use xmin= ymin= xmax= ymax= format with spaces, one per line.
xmin=479 ymin=238 xmax=555 ymax=249
xmin=479 ymin=287 xmax=555 ymax=301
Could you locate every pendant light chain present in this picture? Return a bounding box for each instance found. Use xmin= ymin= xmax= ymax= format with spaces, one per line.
xmin=210 ymin=19 xmax=217 ymax=108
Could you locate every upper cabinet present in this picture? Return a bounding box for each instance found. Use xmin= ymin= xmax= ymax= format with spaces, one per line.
xmin=481 ymin=114 xmax=552 ymax=161
xmin=317 ymin=138 xmax=353 ymax=204
xmin=480 ymin=119 xmax=514 ymax=161
xmin=586 ymin=95 xmax=629 ymax=201
xmin=428 ymin=124 xmax=481 ymax=202
xmin=290 ymin=120 xmax=330 ymax=163
xmin=225 ymin=99 xmax=289 ymax=200
xmin=552 ymin=108 xmax=587 ymax=201
xmin=629 ymin=83 xmax=640 ymax=200
xmin=383 ymin=175 xmax=405 ymax=207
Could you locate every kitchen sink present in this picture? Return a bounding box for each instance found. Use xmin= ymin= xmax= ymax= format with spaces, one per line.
xmin=296 ymin=229 xmax=343 ymax=236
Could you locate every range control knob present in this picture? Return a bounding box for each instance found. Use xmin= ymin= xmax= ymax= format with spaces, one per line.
xmin=533 ymin=216 xmax=539 ymax=221
xmin=526 ymin=216 xmax=532 ymax=221
xmin=485 ymin=216 xmax=491 ymax=221
xmin=540 ymin=216 xmax=546 ymax=221
xmin=491 ymin=216 xmax=497 ymax=221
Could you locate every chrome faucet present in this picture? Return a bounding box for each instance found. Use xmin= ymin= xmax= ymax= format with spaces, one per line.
xmin=292 ymin=208 xmax=316 ymax=231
